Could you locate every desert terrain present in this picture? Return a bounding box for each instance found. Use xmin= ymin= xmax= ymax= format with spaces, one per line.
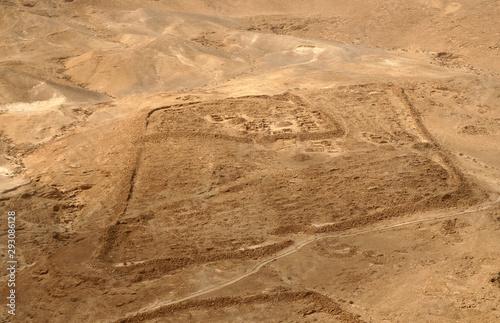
xmin=0 ymin=0 xmax=499 ymax=322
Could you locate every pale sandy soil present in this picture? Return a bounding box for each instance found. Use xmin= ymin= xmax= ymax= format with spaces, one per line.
xmin=0 ymin=1 xmax=499 ymax=322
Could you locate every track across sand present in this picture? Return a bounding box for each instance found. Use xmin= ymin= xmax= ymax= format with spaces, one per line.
xmin=115 ymin=193 xmax=499 ymax=322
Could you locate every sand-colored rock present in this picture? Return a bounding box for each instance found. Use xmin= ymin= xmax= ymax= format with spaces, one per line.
xmin=0 ymin=1 xmax=499 ymax=322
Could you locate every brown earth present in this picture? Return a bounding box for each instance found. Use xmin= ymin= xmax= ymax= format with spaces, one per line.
xmin=0 ymin=1 xmax=499 ymax=322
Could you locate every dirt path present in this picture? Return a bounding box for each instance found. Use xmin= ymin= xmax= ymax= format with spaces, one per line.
xmin=114 ymin=192 xmax=500 ymax=322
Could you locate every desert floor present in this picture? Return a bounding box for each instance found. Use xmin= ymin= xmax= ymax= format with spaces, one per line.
xmin=0 ymin=1 xmax=499 ymax=322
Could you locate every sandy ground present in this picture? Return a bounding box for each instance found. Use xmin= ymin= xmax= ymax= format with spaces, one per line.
xmin=0 ymin=1 xmax=499 ymax=322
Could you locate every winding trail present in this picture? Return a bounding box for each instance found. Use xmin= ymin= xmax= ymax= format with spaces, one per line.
xmin=117 ymin=193 xmax=499 ymax=321
xmin=113 ymin=87 xmax=500 ymax=322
